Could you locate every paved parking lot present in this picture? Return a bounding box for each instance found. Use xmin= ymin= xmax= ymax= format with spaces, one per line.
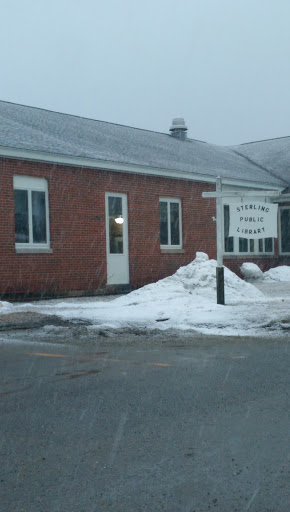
xmin=1 ymin=332 xmax=289 ymax=512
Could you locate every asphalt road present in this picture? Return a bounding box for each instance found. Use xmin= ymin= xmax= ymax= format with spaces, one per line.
xmin=0 ymin=332 xmax=289 ymax=512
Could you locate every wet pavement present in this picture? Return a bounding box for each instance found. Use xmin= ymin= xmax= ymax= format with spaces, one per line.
xmin=1 ymin=282 xmax=289 ymax=511
xmin=1 ymin=334 xmax=289 ymax=512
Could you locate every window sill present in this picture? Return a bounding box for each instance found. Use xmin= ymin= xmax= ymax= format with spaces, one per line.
xmin=161 ymin=248 xmax=185 ymax=254
xmin=16 ymin=247 xmax=53 ymax=254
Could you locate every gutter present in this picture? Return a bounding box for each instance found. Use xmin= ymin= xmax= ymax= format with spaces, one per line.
xmin=0 ymin=144 xmax=283 ymax=191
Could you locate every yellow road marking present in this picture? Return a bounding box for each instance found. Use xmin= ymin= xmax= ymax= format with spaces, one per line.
xmin=26 ymin=352 xmax=172 ymax=367
xmin=29 ymin=352 xmax=67 ymax=358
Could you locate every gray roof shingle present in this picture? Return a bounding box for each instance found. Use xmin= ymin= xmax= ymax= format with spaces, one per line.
xmin=231 ymin=137 xmax=290 ymax=187
xmin=0 ymin=100 xmax=288 ymax=188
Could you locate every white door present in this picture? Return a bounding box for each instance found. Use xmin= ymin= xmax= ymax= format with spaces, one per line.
xmin=105 ymin=193 xmax=129 ymax=285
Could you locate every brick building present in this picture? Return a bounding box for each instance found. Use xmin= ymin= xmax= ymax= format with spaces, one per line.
xmin=0 ymin=101 xmax=289 ymax=299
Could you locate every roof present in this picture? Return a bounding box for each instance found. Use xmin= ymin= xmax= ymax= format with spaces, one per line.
xmin=231 ymin=137 xmax=290 ymax=187
xmin=0 ymin=100 xmax=288 ymax=188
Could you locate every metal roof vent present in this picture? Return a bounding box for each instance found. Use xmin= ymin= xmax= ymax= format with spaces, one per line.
xmin=170 ymin=117 xmax=188 ymax=141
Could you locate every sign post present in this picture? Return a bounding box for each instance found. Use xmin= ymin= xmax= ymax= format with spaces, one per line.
xmin=202 ymin=180 xmax=280 ymax=306
xmin=216 ymin=177 xmax=225 ymax=305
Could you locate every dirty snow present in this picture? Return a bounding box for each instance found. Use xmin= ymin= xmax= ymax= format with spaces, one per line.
xmin=1 ymin=253 xmax=290 ymax=337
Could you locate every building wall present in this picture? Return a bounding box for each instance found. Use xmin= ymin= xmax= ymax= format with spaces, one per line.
xmin=1 ymin=157 xmax=288 ymax=299
xmin=0 ymin=157 xmax=217 ymax=298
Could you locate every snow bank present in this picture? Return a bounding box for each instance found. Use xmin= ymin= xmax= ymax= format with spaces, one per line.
xmin=264 ymin=265 xmax=290 ymax=282
xmin=0 ymin=301 xmax=13 ymax=312
xmin=240 ymin=262 xmax=290 ymax=283
xmin=116 ymin=252 xmax=263 ymax=307
xmin=240 ymin=262 xmax=264 ymax=280
xmin=3 ymin=254 xmax=290 ymax=336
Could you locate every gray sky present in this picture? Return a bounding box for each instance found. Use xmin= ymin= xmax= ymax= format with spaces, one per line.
xmin=1 ymin=0 xmax=289 ymax=145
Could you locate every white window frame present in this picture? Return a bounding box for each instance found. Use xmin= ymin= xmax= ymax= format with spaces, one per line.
xmin=159 ymin=197 xmax=182 ymax=249
xmin=13 ymin=176 xmax=51 ymax=253
xmin=279 ymin=206 xmax=290 ymax=255
xmin=223 ymin=203 xmax=274 ymax=256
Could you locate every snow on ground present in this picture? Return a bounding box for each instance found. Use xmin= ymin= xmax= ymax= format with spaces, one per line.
xmin=1 ymin=253 xmax=290 ymax=336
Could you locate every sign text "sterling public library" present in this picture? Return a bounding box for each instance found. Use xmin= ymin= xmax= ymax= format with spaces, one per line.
xmin=229 ymin=202 xmax=278 ymax=239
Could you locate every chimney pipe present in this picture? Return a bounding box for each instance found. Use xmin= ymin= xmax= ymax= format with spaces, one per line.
xmin=170 ymin=118 xmax=188 ymax=141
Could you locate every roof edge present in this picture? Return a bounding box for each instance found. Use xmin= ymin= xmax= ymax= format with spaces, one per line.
xmin=0 ymin=145 xmax=283 ymax=191
xmin=0 ymin=99 xmax=208 ymax=142
xmin=229 ymin=135 xmax=290 ymax=147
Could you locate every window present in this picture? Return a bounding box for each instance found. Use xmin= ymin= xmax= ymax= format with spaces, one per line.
xmin=280 ymin=207 xmax=290 ymax=254
xmin=160 ymin=198 xmax=182 ymax=248
xmin=14 ymin=176 xmax=50 ymax=251
xmin=224 ymin=204 xmax=273 ymax=255
xmin=108 ymin=196 xmax=124 ymax=254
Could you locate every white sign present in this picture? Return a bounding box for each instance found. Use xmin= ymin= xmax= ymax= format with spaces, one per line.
xmin=229 ymin=202 xmax=278 ymax=239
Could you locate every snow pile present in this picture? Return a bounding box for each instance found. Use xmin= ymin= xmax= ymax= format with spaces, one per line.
xmin=0 ymin=301 xmax=13 ymax=311
xmin=263 ymin=266 xmax=290 ymax=282
xmin=240 ymin=262 xmax=264 ymax=280
xmin=116 ymin=252 xmax=263 ymax=307
xmin=1 ymin=254 xmax=290 ymax=336
xmin=240 ymin=262 xmax=290 ymax=283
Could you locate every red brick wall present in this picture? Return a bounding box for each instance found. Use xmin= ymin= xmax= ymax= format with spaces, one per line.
xmin=0 ymin=157 xmax=287 ymax=299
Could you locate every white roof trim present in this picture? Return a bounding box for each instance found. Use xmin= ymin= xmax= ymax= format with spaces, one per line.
xmin=0 ymin=145 xmax=283 ymax=191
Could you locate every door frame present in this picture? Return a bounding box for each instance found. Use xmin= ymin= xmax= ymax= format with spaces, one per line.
xmin=105 ymin=192 xmax=129 ymax=285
